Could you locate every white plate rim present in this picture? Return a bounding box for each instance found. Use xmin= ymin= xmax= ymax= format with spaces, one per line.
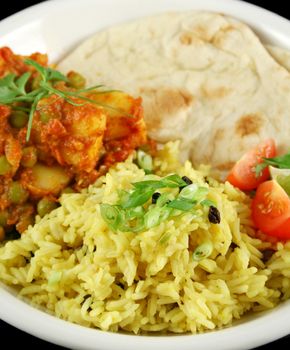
xmin=0 ymin=1 xmax=290 ymax=349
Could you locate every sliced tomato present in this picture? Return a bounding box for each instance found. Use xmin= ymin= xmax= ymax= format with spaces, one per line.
xmin=227 ymin=139 xmax=276 ymax=191
xmin=251 ymin=180 xmax=290 ymax=240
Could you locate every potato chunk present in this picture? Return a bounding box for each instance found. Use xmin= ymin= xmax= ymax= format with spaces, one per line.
xmin=33 ymin=95 xmax=107 ymax=173
xmin=21 ymin=163 xmax=71 ymax=197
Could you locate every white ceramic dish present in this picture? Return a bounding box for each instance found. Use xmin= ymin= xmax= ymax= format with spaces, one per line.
xmin=0 ymin=0 xmax=289 ymax=349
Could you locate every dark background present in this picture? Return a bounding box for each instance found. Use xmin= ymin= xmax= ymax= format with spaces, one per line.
xmin=0 ymin=0 xmax=289 ymax=349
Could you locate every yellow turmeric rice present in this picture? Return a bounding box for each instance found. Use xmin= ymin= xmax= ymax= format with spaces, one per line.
xmin=0 ymin=142 xmax=289 ymax=334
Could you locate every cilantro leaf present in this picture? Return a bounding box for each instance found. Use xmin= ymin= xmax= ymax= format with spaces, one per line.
xmin=255 ymin=162 xmax=268 ymax=178
xmin=0 ymin=58 xmax=129 ymax=142
xmin=0 ymin=73 xmax=31 ymax=104
xmin=263 ymin=153 xmax=290 ymax=169
xmin=16 ymin=72 xmax=31 ymax=94
xmin=255 ymin=152 xmax=290 ymax=177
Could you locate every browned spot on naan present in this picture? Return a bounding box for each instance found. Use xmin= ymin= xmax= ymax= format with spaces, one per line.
xmin=179 ymin=32 xmax=204 ymax=46
xmin=194 ymin=24 xmax=210 ymax=40
xmin=235 ymin=114 xmax=263 ymax=137
xmin=212 ymin=25 xmax=236 ymax=47
xmin=180 ymin=33 xmax=192 ymax=45
xmin=215 ymin=128 xmax=225 ymax=141
xmin=202 ymin=86 xmax=231 ymax=99
xmin=140 ymin=87 xmax=194 ymax=131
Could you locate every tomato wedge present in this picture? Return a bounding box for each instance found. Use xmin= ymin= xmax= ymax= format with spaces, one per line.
xmin=227 ymin=139 xmax=276 ymax=191
xmin=251 ymin=180 xmax=290 ymax=240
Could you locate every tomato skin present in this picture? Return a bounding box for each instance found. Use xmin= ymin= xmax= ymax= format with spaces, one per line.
xmin=227 ymin=139 xmax=276 ymax=191
xmin=251 ymin=180 xmax=290 ymax=240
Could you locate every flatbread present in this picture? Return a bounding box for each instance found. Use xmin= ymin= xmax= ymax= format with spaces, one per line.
xmin=58 ymin=12 xmax=290 ymax=171
xmin=266 ymin=45 xmax=290 ymax=72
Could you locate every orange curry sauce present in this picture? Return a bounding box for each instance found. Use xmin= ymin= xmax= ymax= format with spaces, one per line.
xmin=0 ymin=47 xmax=149 ymax=238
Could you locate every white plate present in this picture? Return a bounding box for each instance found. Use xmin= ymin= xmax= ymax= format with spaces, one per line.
xmin=0 ymin=1 xmax=290 ymax=349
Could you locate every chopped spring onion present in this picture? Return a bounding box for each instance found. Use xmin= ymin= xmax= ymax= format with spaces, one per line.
xmin=100 ymin=173 xmax=213 ymax=233
xmin=133 ymin=174 xmax=187 ymax=191
xmin=122 ymin=189 xmax=155 ymax=209
xmin=159 ymin=233 xmax=171 ymax=244
xmin=125 ymin=206 xmax=145 ymax=220
xmin=200 ymin=199 xmax=216 ymax=207
xmin=48 ymin=271 xmax=62 ymax=286
xmin=161 ymin=174 xmax=188 ymax=188
xmin=136 ymin=150 xmax=153 ymax=174
xmin=144 ymin=205 xmax=172 ymax=229
xmin=192 ymin=187 xmax=209 ymax=202
xmin=167 ymin=198 xmax=195 ymax=211
xmin=179 ymin=184 xmax=208 ymax=203
xmin=179 ymin=184 xmax=199 ymax=201
xmin=100 ymin=204 xmax=121 ymax=231
xmin=117 ymin=189 xmax=132 ymax=207
xmin=156 ymin=192 xmax=175 ymax=207
xmin=144 ymin=206 xmax=163 ymax=229
xmin=192 ymin=242 xmax=213 ymax=261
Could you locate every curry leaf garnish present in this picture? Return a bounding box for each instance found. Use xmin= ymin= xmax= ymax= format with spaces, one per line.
xmin=0 ymin=59 xmax=132 ymax=142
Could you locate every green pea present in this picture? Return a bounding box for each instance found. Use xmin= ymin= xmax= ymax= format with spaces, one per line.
xmin=37 ymin=198 xmax=58 ymax=217
xmin=31 ymin=74 xmax=42 ymax=91
xmin=0 ymin=226 xmax=5 ymax=242
xmin=8 ymin=182 xmax=29 ymax=204
xmin=61 ymin=187 xmax=75 ymax=195
xmin=39 ymin=110 xmax=54 ymax=123
xmin=0 ymin=155 xmax=12 ymax=175
xmin=9 ymin=111 xmax=29 ymax=128
xmin=67 ymin=71 xmax=86 ymax=89
xmin=21 ymin=147 xmax=37 ymax=168
xmin=0 ymin=211 xmax=9 ymax=227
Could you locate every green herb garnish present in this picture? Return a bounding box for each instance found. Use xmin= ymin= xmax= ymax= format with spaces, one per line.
xmin=100 ymin=204 xmax=121 ymax=231
xmin=122 ymin=188 xmax=156 ymax=209
xmin=48 ymin=271 xmax=62 ymax=286
xmin=0 ymin=59 xmax=123 ymax=141
xmin=255 ymin=151 xmax=290 ymax=177
xmin=100 ymin=174 xmax=212 ymax=233
xmin=167 ymin=198 xmax=195 ymax=211
xmin=200 ymin=199 xmax=216 ymax=207
xmin=136 ymin=149 xmax=153 ymax=174
xmin=192 ymin=242 xmax=213 ymax=261
xmin=133 ymin=174 xmax=187 ymax=191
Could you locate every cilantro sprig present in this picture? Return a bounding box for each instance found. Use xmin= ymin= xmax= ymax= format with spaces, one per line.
xmin=0 ymin=59 xmax=122 ymax=141
xmin=256 ymin=152 xmax=290 ymax=177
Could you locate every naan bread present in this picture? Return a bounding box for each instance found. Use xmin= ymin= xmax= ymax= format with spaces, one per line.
xmin=267 ymin=45 xmax=290 ymax=72
xmin=58 ymin=12 xmax=290 ymax=171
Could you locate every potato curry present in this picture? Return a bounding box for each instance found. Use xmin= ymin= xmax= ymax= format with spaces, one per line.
xmin=0 ymin=47 xmax=148 ymax=239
